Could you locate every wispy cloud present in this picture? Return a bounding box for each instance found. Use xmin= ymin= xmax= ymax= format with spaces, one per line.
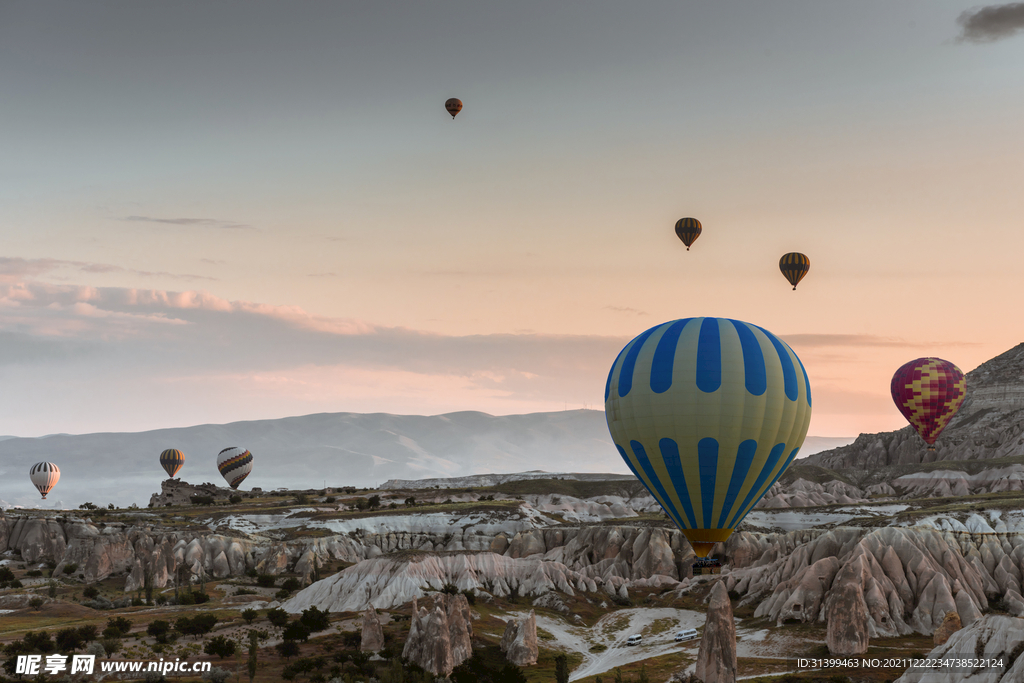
xmin=957 ymin=2 xmax=1024 ymax=42
xmin=604 ymin=305 xmax=648 ymax=316
xmin=0 ymin=257 xmax=216 ymax=283
xmin=123 ymin=216 xmax=256 ymax=231
xmin=782 ymin=334 xmax=979 ymax=348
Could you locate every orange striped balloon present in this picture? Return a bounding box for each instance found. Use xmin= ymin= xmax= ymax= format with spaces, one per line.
xmin=779 ymin=252 xmax=810 ymax=290
xmin=159 ymin=449 xmax=185 ymax=478
xmin=674 ymin=218 xmax=702 ymax=251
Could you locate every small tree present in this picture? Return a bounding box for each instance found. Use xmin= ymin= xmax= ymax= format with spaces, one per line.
xmin=266 ymin=608 xmax=290 ymax=628
xmin=204 ymin=635 xmax=237 ymax=659
xmin=29 ymin=597 xmax=45 ymax=610
xmin=276 ymin=640 xmax=300 ymax=659
xmin=82 ymin=585 xmax=100 ymax=599
xmin=282 ymin=622 xmax=311 ymax=643
xmin=147 ymin=620 xmax=172 ymax=644
xmin=241 ymin=608 xmax=258 ymax=624
xmin=555 ymin=654 xmax=569 ymax=683
xmin=299 ymin=606 xmax=331 ymax=633
xmin=143 ymin=563 xmax=154 ymax=604
xmin=404 ymin=496 xmax=416 ymax=506
xmin=106 ymin=617 xmax=133 ymax=637
xmin=247 ymin=630 xmax=259 ymax=683
xmin=367 ymin=495 xmax=381 ymax=509
xmin=55 ymin=628 xmax=84 ymax=652
xmin=47 ymin=579 xmax=58 ymax=598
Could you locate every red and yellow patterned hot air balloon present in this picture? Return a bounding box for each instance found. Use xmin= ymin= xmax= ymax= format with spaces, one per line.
xmin=891 ymin=358 xmax=966 ymax=449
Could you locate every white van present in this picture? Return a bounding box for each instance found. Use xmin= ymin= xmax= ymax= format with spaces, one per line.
xmin=674 ymin=628 xmax=699 ymax=642
xmin=625 ymin=635 xmax=642 ymax=646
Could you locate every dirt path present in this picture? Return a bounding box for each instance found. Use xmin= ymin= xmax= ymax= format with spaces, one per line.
xmin=511 ymin=607 xmax=704 ymax=681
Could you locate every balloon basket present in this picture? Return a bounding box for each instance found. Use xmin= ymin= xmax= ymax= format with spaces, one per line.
xmin=691 ymin=559 xmax=722 ymax=577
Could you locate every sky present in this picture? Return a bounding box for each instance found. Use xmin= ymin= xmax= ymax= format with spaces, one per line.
xmin=1 ymin=1 xmax=1023 ymax=439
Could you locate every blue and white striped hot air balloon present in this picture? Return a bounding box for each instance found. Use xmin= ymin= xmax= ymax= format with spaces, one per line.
xmin=605 ymin=317 xmax=812 ymax=557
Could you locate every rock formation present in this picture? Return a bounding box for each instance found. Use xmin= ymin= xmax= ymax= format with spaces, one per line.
xmin=825 ymin=557 xmax=870 ymax=655
xmin=360 ymin=607 xmax=384 ymax=652
xmin=500 ymin=610 xmax=538 ymax=666
xmin=729 ymin=525 xmax=998 ymax=637
xmin=696 ymin=582 xmax=737 ymax=683
xmin=895 ymin=615 xmax=1024 ymax=682
xmin=932 ymin=611 xmax=961 ymax=645
xmin=807 ymin=342 xmax=1024 ymax=472
xmin=400 ymin=594 xmax=473 ymax=677
xmin=148 ymin=480 xmax=239 ymax=508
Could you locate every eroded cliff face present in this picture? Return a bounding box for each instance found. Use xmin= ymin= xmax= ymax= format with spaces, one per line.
xmin=724 ymin=524 xmax=1024 ymax=638
xmin=0 ymin=507 xmax=694 ymax=598
xmin=806 ymin=343 xmax=1024 ymax=472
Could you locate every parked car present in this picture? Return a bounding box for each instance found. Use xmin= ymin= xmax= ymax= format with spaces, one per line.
xmin=625 ymin=634 xmax=642 ymax=646
xmin=674 ymin=628 xmax=699 ymax=642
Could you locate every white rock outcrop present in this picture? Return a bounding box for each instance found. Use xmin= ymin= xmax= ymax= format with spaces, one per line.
xmin=500 ymin=610 xmax=538 ymax=666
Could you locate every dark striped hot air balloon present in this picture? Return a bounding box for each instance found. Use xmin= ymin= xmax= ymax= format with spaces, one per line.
xmin=779 ymin=252 xmax=810 ymax=290
xmin=891 ymin=358 xmax=966 ymax=450
xmin=674 ymin=218 xmax=702 ymax=251
xmin=29 ymin=462 xmax=60 ymax=500
xmin=444 ymin=98 xmax=463 ymax=119
xmin=605 ymin=318 xmax=812 ymax=558
xmin=217 ymin=447 xmax=253 ymax=489
xmin=159 ymin=449 xmax=185 ymax=478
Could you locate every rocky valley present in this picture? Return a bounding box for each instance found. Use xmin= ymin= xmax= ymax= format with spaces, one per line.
xmin=4 ymin=343 xmax=1024 ymax=682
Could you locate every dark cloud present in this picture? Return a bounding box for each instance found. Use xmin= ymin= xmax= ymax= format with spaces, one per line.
xmin=124 ymin=216 xmax=256 ymax=231
xmin=957 ymin=3 xmax=1024 ymax=42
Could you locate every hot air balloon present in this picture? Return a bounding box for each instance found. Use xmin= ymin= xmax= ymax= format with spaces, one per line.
xmin=605 ymin=317 xmax=812 ymax=557
xmin=674 ymin=218 xmax=701 ymax=251
xmin=159 ymin=449 xmax=185 ymax=478
xmin=29 ymin=462 xmax=60 ymax=500
xmin=779 ymin=252 xmax=810 ymax=290
xmin=444 ymin=98 xmax=463 ymax=119
xmin=891 ymin=358 xmax=966 ymax=450
xmin=217 ymin=447 xmax=253 ymax=489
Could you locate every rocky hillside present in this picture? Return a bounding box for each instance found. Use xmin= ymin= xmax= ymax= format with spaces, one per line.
xmin=806 ymin=342 xmax=1024 ymax=472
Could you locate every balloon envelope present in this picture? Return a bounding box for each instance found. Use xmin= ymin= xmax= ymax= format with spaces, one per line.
xmin=891 ymin=358 xmax=966 ymax=447
xmin=779 ymin=253 xmax=810 ymax=290
xmin=159 ymin=449 xmax=185 ymax=478
xmin=445 ymin=98 xmax=463 ymax=119
xmin=29 ymin=462 xmax=60 ymax=499
xmin=605 ymin=317 xmax=812 ymax=557
xmin=674 ymin=218 xmax=702 ymax=250
xmin=217 ymin=447 xmax=253 ymax=489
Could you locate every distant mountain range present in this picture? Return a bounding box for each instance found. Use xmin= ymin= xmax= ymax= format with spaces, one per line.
xmin=0 ymin=409 xmax=853 ymax=509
